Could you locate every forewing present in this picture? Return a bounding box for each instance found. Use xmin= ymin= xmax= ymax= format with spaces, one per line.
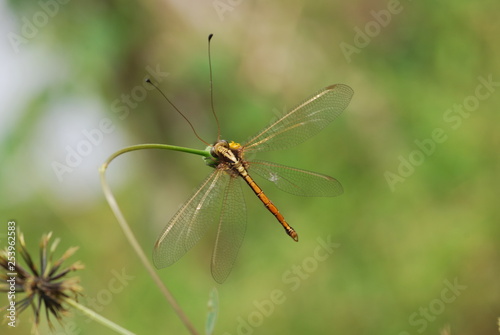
xmin=153 ymin=170 xmax=229 ymax=269
xmin=211 ymin=177 xmax=246 ymax=283
xmin=244 ymin=84 xmax=353 ymax=153
xmin=249 ymin=160 xmax=343 ymax=197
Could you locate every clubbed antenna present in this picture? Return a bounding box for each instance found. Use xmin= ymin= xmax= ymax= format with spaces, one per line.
xmin=208 ymin=34 xmax=221 ymax=140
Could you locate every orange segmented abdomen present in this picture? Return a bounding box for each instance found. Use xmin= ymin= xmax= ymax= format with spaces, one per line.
xmin=240 ymin=172 xmax=298 ymax=242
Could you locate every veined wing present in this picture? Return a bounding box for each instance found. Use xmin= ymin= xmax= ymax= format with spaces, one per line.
xmin=211 ymin=177 xmax=246 ymax=283
xmin=249 ymin=160 xmax=343 ymax=197
xmin=153 ymin=170 xmax=229 ymax=269
xmin=244 ymin=85 xmax=353 ymax=153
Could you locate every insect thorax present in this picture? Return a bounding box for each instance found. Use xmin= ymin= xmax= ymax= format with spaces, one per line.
xmin=207 ymin=140 xmax=248 ymax=175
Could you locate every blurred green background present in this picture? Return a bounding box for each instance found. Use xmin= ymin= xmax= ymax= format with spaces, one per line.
xmin=1 ymin=0 xmax=499 ymax=334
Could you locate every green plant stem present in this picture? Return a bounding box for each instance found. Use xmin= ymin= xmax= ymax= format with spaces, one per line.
xmin=101 ymin=144 xmax=212 ymax=168
xmin=99 ymin=143 xmax=209 ymax=335
xmin=63 ymin=297 xmax=135 ymax=335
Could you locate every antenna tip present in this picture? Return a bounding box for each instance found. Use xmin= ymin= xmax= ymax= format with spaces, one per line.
xmin=145 ymin=78 xmax=152 ymax=84
xmin=208 ymin=33 xmax=214 ymax=41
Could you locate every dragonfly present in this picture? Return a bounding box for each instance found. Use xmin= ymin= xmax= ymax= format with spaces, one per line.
xmin=152 ymin=83 xmax=353 ymax=283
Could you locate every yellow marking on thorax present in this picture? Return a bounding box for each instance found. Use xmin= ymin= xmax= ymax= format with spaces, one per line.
xmin=229 ymin=141 xmax=241 ymax=150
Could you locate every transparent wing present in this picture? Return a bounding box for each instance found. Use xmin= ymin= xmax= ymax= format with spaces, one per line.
xmin=211 ymin=177 xmax=246 ymax=283
xmin=249 ymin=160 xmax=343 ymax=197
xmin=244 ymin=84 xmax=353 ymax=153
xmin=153 ymin=170 xmax=229 ymax=269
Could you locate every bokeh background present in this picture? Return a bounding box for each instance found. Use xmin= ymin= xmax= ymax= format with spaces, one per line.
xmin=1 ymin=0 xmax=499 ymax=334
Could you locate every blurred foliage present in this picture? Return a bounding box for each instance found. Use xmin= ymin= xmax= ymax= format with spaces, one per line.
xmin=1 ymin=0 xmax=499 ymax=334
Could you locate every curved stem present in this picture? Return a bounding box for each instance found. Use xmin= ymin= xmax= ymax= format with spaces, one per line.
xmin=99 ymin=144 xmax=206 ymax=335
xmin=101 ymin=143 xmax=212 ymax=171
